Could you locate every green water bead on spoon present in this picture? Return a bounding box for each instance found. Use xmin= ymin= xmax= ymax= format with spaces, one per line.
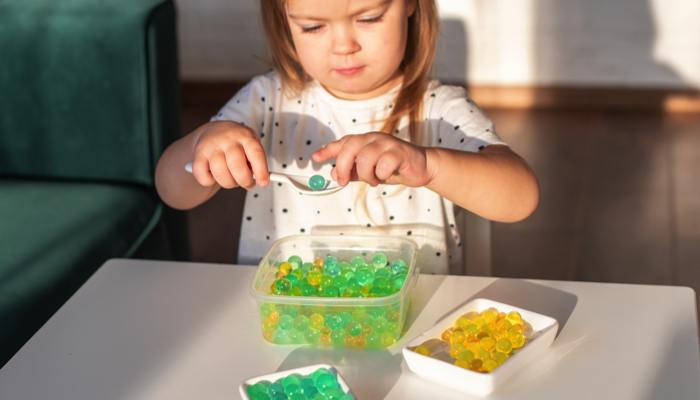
xmin=308 ymin=175 xmax=327 ymax=191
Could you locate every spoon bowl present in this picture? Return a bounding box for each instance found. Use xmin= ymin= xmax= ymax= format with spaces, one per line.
xmin=185 ymin=162 xmax=343 ymax=196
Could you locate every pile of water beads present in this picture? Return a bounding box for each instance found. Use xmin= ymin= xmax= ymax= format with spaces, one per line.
xmin=269 ymin=254 xmax=410 ymax=298
xmin=259 ymin=253 xmax=411 ymax=347
xmin=413 ymin=308 xmax=532 ymax=373
xmin=244 ymin=367 xmax=355 ymax=400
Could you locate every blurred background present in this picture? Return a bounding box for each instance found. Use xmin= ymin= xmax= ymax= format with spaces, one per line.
xmin=172 ymin=0 xmax=700 ymax=306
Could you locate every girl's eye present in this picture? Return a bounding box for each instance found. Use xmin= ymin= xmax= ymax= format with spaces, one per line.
xmin=359 ymin=14 xmax=383 ymax=24
xmin=302 ymin=25 xmax=322 ymax=33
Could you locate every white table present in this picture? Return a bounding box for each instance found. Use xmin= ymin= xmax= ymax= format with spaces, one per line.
xmin=1 ymin=259 xmax=699 ymax=399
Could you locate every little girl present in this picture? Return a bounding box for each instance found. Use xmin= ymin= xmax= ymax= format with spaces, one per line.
xmin=155 ymin=0 xmax=540 ymax=273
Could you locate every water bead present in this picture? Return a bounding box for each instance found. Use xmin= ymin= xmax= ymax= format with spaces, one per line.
xmin=248 ymin=383 xmax=267 ymax=397
xmin=324 ymin=387 xmax=345 ymax=400
xmin=308 ymin=175 xmax=327 ymax=191
xmin=290 ymin=268 xmax=304 ymax=280
xmin=387 ymin=312 xmax=400 ymax=323
xmin=366 ymin=331 xmax=381 ymax=347
xmin=351 ymin=257 xmax=366 ymax=268
xmin=338 ymin=312 xmax=353 ymax=327
xmin=273 ymin=329 xmax=290 ymax=344
xmin=300 ymin=283 xmax=316 ymax=296
xmin=373 ymin=277 xmax=389 ymax=288
xmin=267 ymin=382 xmax=285 ymax=396
xmin=482 ymin=359 xmax=498 ymax=372
xmin=260 ymin=303 xmax=276 ymax=317
xmin=470 ymin=358 xmax=483 ymax=370
xmin=465 ymin=332 xmax=478 ymax=343
xmin=330 ymin=329 xmax=346 ymax=344
xmin=309 ymin=314 xmax=324 ymax=329
xmin=380 ymin=332 xmax=396 ymax=347
xmin=311 ymin=368 xmax=331 ymax=382
xmin=458 ymin=349 xmax=475 ymax=362
xmin=278 ymin=262 xmax=293 ymax=275
xmin=509 ymin=331 xmax=525 ymax=348
xmin=307 ymin=271 xmax=322 ymax=286
xmin=347 ymin=277 xmax=362 ymax=291
xmin=389 ymin=259 xmax=406 ymax=274
xmin=455 ymin=317 xmax=470 ymax=329
xmin=324 ymin=255 xmax=338 ymax=265
xmin=481 ymin=322 xmax=496 ymax=334
xmin=301 ymin=262 xmax=313 ymax=273
xmin=476 ymin=331 xmax=490 ymax=341
xmin=293 ymin=315 xmax=309 ymax=331
xmin=278 ymin=315 xmax=294 ymax=330
xmin=324 ymin=285 xmax=340 ymax=297
xmin=491 ymin=330 xmax=506 ymax=341
xmin=356 ymin=268 xmax=375 ymax=286
xmin=414 ymin=345 xmax=431 ymax=356
xmin=315 ymin=373 xmax=338 ymax=392
xmin=289 ymin=394 xmax=306 ymax=400
xmin=332 ymin=275 xmax=348 ymax=291
xmin=372 ymin=317 xmax=389 ymax=334
xmin=479 ymin=336 xmax=496 ymax=352
xmin=450 ymin=343 xmax=466 ymax=358
xmin=471 ymin=316 xmax=486 ymax=327
xmin=326 ymin=262 xmax=342 ymax=276
xmin=506 ymin=311 xmax=523 ymax=325
xmin=374 ymin=267 xmax=391 ymax=279
xmin=309 ymin=393 xmax=326 ymax=400
xmin=455 ymin=359 xmax=471 ymax=369
xmin=450 ymin=331 xmax=466 ymax=344
xmin=286 ymin=274 xmax=299 ymax=287
xmin=269 ymin=311 xmax=280 ymax=323
xmin=340 ymin=267 xmax=355 ymax=280
xmin=274 ymin=278 xmax=292 ymax=294
xmin=392 ymin=274 xmax=407 ymax=290
xmin=496 ymin=319 xmax=512 ymax=331
xmin=326 ymin=314 xmax=344 ymax=330
xmin=281 ymin=306 xmax=299 ymax=318
xmin=310 ymin=264 xmax=324 ymax=274
xmin=496 ymin=338 xmax=513 ymax=353
xmin=372 ymin=253 xmax=388 ymax=268
xmin=493 ymin=351 xmax=509 ymax=365
xmin=283 ymin=374 xmax=301 ymax=387
xmin=441 ymin=327 xmax=454 ymax=342
xmin=481 ymin=309 xmax=498 ymax=323
xmin=305 ymin=328 xmax=321 ymax=343
xmin=467 ymin=342 xmax=482 ymax=354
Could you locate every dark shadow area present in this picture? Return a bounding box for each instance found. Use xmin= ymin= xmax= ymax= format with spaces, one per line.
xmin=437 ymin=278 xmax=578 ymax=337
xmin=434 ymin=18 xmax=468 ymax=86
xmin=278 ymin=347 xmax=404 ymax=400
xmin=402 ymin=273 xmax=447 ymax=336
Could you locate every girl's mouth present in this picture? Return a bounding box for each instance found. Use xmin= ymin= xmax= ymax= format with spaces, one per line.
xmin=335 ymin=66 xmax=364 ymax=76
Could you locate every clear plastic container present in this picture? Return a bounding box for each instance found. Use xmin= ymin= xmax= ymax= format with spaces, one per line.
xmin=239 ymin=364 xmax=356 ymax=400
xmin=249 ymin=235 xmax=419 ymax=347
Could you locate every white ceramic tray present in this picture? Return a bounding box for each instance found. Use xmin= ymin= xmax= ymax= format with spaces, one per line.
xmin=403 ymin=298 xmax=558 ymax=396
xmin=239 ymin=363 xmax=355 ymax=400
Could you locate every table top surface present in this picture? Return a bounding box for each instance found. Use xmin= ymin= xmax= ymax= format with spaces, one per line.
xmin=1 ymin=259 xmax=699 ymax=400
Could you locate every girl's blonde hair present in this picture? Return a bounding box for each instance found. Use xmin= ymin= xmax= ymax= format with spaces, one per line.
xmin=260 ymin=0 xmax=440 ymax=223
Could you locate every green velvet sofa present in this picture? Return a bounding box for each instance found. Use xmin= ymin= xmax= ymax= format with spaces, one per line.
xmin=0 ymin=0 xmax=188 ymax=367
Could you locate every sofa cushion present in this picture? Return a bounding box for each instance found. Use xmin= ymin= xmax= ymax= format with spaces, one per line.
xmin=0 ymin=179 xmax=161 ymax=365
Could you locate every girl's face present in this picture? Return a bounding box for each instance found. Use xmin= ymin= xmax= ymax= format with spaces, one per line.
xmin=286 ymin=0 xmax=415 ymax=100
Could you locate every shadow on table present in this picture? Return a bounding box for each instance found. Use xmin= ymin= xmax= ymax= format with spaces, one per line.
xmin=402 ymin=274 xmax=447 ymax=336
xmin=437 ymin=278 xmax=578 ymax=337
xmin=278 ymin=347 xmax=404 ymax=399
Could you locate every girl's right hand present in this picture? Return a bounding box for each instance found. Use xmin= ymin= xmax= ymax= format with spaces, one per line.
xmin=190 ymin=121 xmax=270 ymax=189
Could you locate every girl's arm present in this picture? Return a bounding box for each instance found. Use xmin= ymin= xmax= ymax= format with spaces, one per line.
xmin=155 ymin=121 xmax=270 ymax=210
xmin=424 ymin=144 xmax=539 ymax=223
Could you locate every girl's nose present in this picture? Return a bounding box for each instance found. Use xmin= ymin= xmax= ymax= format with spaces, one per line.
xmin=331 ymin=26 xmax=361 ymax=55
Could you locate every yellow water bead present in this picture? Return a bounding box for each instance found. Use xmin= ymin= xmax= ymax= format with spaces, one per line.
xmin=314 ymin=257 xmax=325 ymax=266
xmin=496 ymin=337 xmax=513 ymax=353
xmin=481 ymin=322 xmax=497 ymax=334
xmin=450 ymin=343 xmax=466 ymax=358
xmin=414 ymin=345 xmax=431 ymax=356
xmin=441 ymin=327 xmax=454 ymax=343
xmin=278 ymin=262 xmax=293 ymax=275
xmin=476 ymin=331 xmax=490 ymax=340
xmin=467 ymin=342 xmax=482 ymax=354
xmin=464 ymin=323 xmax=480 ymax=335
xmin=464 ymin=311 xmax=480 ymax=320
xmin=455 ymin=359 xmax=471 ymax=369
xmin=481 ymin=309 xmax=498 ymax=323
xmin=482 ymin=359 xmax=499 ymax=372
xmin=505 ymin=311 xmax=523 ymax=325
xmin=458 ymin=349 xmax=475 ymax=362
xmin=479 ymin=336 xmax=496 ymax=352
xmin=496 ymin=319 xmax=512 ymax=331
xmin=450 ymin=331 xmax=466 ymax=344
xmin=465 ymin=333 xmax=479 ymax=343
xmin=509 ymin=331 xmax=525 ymax=348
xmin=471 ymin=316 xmax=486 ymax=327
xmin=455 ymin=317 xmax=471 ymax=329
xmin=491 ymin=330 xmax=507 ymax=341
xmin=476 ymin=349 xmax=491 ymax=360
xmin=493 ymin=351 xmax=509 ymax=365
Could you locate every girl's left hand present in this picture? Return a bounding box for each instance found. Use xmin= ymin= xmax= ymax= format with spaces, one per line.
xmin=312 ymin=132 xmax=436 ymax=187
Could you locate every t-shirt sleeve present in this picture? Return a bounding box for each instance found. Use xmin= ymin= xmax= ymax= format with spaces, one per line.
xmin=426 ymin=84 xmax=507 ymax=152
xmin=209 ymin=72 xmax=278 ymax=134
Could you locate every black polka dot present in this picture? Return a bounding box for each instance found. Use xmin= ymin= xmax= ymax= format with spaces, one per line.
xmin=299 ymin=157 xmax=303 ymax=160
xmin=454 ymin=125 xmax=460 ymax=130
xmin=407 ymin=231 xmax=412 ymax=235
xmin=246 ymin=216 xmax=252 ymax=221
xmin=430 ymin=93 xmax=435 ymax=97
xmin=470 ymin=110 xmax=474 ymax=113
xmin=436 ymin=252 xmax=441 ymax=256
xmin=237 ymin=100 xmax=240 ymax=103
xmin=458 ymin=242 xmax=462 ymax=247
xmin=367 ymin=223 xmax=371 ymax=227
xmin=348 ymin=208 xmax=352 ymax=212
xmin=317 ymin=210 xmax=320 ymax=214
xmin=460 ymin=138 xmax=465 ymax=143
xmin=395 ymin=129 xmax=399 ymax=134
xmin=486 ymin=129 xmax=490 ymax=132
xmin=428 ymin=209 xmax=431 ymax=212
xmin=275 ymin=122 xmax=279 ymax=127
xmin=298 ymin=100 xmax=301 ymax=104
xmin=382 ymin=191 xmax=386 ymax=195
xmin=266 ymin=236 xmax=270 ymax=240
xmin=278 ymin=183 xmax=282 ymax=186
xmin=390 ymin=216 xmax=394 ymax=220
xmin=409 ymin=195 xmax=412 ymax=200
xmin=352 ymin=119 xmax=356 ymax=123
xmin=240 ymin=121 xmax=245 ymax=126
xmin=478 ymin=146 xmax=485 ymax=150
xmin=218 ymin=113 xmax=222 ymax=117
xmin=450 ymin=223 xmax=454 ymax=228
xmin=306 ymin=140 xmax=311 ymax=145
xmin=438 ymin=138 xmax=442 ymax=143
xmin=269 ymin=107 xmax=273 ymax=111
xmin=328 ymin=121 xmax=331 ymax=125
xmin=254 ymin=194 xmax=259 ymax=198
xmin=280 ymin=141 xmax=283 ymax=144
xmin=389 ymin=104 xmax=393 ymax=108
xmin=283 ymin=208 xmax=288 ymax=213
xmin=282 ymin=164 xmax=287 ymax=168
xmin=262 ymin=122 xmax=264 ymax=126
xmin=260 ymin=133 xmax=265 ymax=138
xmin=261 ymin=97 xmax=265 ymax=101
xmin=300 ymin=228 xmax=305 ymax=233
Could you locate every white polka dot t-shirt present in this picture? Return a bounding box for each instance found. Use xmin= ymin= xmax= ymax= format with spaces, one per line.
xmin=212 ymin=71 xmax=506 ymax=274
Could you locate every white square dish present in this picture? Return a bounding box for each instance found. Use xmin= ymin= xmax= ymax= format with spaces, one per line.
xmin=239 ymin=363 xmax=356 ymax=400
xmin=402 ymin=298 xmax=559 ymax=396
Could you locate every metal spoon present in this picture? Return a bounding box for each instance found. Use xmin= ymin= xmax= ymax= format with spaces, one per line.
xmin=184 ymin=162 xmax=344 ymax=196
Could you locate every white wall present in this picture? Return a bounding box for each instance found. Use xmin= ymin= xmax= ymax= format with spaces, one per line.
xmin=176 ymin=0 xmax=700 ymax=89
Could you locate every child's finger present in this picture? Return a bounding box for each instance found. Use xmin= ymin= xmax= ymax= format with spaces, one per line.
xmin=243 ymin=140 xmax=270 ymax=187
xmin=191 ymin=157 xmax=216 ymax=186
xmin=225 ymin=145 xmax=255 ymax=189
xmin=355 ymin=143 xmax=383 ymax=186
xmin=210 ymin=150 xmax=238 ymax=188
xmin=375 ymin=150 xmax=403 ymax=181
xmin=312 ymin=139 xmax=345 ymax=163
xmin=333 ymin=137 xmax=363 ymax=186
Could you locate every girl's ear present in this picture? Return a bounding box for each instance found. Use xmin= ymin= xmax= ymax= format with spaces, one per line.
xmin=406 ymin=0 xmax=417 ymax=17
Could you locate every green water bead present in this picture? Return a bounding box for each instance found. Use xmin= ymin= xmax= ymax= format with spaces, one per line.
xmin=356 ymin=268 xmax=375 ymax=286
xmin=286 ymin=274 xmax=299 ymax=287
xmin=372 ymin=253 xmax=388 ymax=268
xmin=324 ymin=387 xmax=345 ymax=399
xmin=308 ymin=175 xmax=327 ymax=191
xmin=320 ymin=274 xmax=334 ymax=287
xmin=274 ymin=278 xmax=292 ymax=294
xmin=374 ymin=267 xmax=391 ymax=279
xmin=290 ymin=268 xmax=304 ymax=279
xmin=289 ymin=394 xmax=306 ymax=400
xmin=311 ymin=368 xmax=332 ymax=382
xmin=309 ymin=314 xmax=324 ymax=329
xmin=326 ymin=314 xmax=343 ymax=330
xmin=304 ymin=328 xmax=321 ymax=343
xmin=324 ymin=256 xmax=338 ymax=265
xmin=330 ymin=329 xmax=346 ymax=344
xmin=346 ymin=321 xmax=362 ymax=337
xmin=347 ymin=277 xmax=362 ymax=291
xmin=293 ymin=315 xmax=309 ymax=331
xmin=332 ymin=275 xmax=348 ymax=291
xmin=316 ymin=372 xmax=338 ymax=392
xmin=260 ymin=303 xmax=276 ymax=317
xmin=338 ymin=312 xmax=353 ymax=327
xmin=324 ymin=285 xmax=340 ymax=297
xmin=325 ymin=262 xmax=342 ymax=276
xmin=390 ymin=259 xmax=406 ymax=274
xmin=350 ymin=257 xmax=366 ymax=268
xmin=301 ymin=262 xmax=313 ymax=273
xmin=392 ymin=273 xmax=407 ymax=289
xmin=278 ymin=315 xmax=294 ymax=330
xmin=372 ymin=317 xmax=389 ymax=333
xmin=300 ymin=283 xmax=316 ymax=296
xmin=373 ymin=276 xmax=389 ymax=288
xmin=267 ymin=382 xmax=285 ymax=396
xmin=288 ymin=255 xmax=303 ymax=269
xmin=272 ymin=329 xmax=289 ymax=343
